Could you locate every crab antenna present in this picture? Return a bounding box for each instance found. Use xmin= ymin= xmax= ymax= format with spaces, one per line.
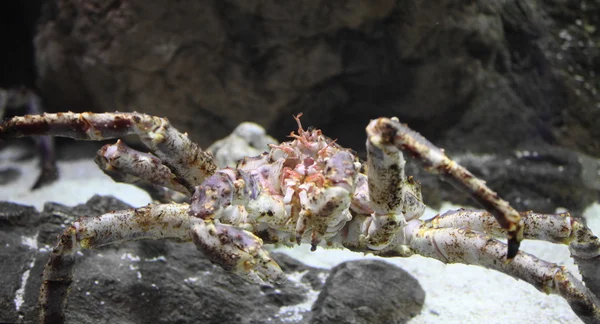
xmin=293 ymin=112 xmax=305 ymax=135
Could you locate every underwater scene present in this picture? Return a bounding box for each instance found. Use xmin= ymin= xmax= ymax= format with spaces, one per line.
xmin=1 ymin=1 xmax=599 ymax=323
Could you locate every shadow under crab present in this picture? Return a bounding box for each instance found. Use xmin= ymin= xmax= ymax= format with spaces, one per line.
xmin=0 ymin=112 xmax=599 ymax=323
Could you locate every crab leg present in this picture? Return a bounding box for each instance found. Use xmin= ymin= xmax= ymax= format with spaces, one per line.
xmin=366 ymin=117 xmax=524 ymax=259
xmin=394 ymin=223 xmax=600 ymax=323
xmin=426 ymin=209 xmax=600 ymax=297
xmin=363 ymin=130 xmax=426 ymax=249
xmin=300 ymin=150 xmax=359 ymax=249
xmin=186 ymin=169 xmax=290 ymax=283
xmin=39 ymin=203 xmax=191 ymax=324
xmin=189 ymin=217 xmax=286 ymax=285
xmin=428 ymin=209 xmax=586 ymax=243
xmin=95 ymin=139 xmax=192 ymax=195
xmin=94 ymin=141 xmax=188 ymax=202
xmin=0 ymin=112 xmax=217 ymax=188
xmin=189 ymin=169 xmax=288 ymax=229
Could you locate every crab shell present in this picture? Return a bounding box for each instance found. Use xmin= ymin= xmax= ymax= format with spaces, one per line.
xmin=189 ymin=117 xmax=424 ymax=252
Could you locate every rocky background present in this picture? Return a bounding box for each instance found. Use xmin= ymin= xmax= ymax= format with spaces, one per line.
xmin=1 ymin=1 xmax=599 ymax=214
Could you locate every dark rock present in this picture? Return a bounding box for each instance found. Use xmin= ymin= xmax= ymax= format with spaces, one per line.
xmin=0 ymin=167 xmax=22 ymax=186
xmin=3 ymin=1 xmax=599 ymax=221
xmin=0 ymin=1 xmax=42 ymax=87
xmin=309 ymin=260 xmax=425 ymax=324
xmin=0 ymin=201 xmax=37 ymax=225
xmin=0 ymin=195 xmax=423 ymax=324
xmin=411 ymin=145 xmax=600 ymax=215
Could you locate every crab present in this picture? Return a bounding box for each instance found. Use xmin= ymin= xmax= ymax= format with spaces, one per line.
xmin=0 ymin=112 xmax=599 ymax=324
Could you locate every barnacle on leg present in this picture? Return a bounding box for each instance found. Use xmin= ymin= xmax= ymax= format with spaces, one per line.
xmin=39 ymin=203 xmax=191 ymax=324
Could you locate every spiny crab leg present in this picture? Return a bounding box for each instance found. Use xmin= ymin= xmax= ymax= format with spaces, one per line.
xmin=363 ymin=128 xmax=426 ymax=249
xmin=95 ymin=139 xmax=191 ymax=195
xmin=40 ymin=203 xmax=191 ymax=324
xmin=362 ymin=207 xmax=600 ymax=323
xmin=426 ymin=209 xmax=600 ymax=293
xmin=189 ymin=217 xmax=286 ymax=285
xmin=366 ymin=117 xmax=524 ymax=259
xmin=0 ymin=112 xmax=217 ymax=189
xmin=39 ymin=203 xmax=285 ymax=324
xmin=398 ymin=222 xmax=600 ymax=323
xmin=427 ymin=209 xmax=594 ymax=245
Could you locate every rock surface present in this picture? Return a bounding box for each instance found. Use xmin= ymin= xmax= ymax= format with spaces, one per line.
xmin=207 ymin=122 xmax=278 ymax=168
xmin=309 ymin=260 xmax=425 ymax=324
xmin=0 ymin=196 xmax=424 ymax=323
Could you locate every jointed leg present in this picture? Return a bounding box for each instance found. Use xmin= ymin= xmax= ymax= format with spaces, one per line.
xmin=189 ymin=217 xmax=286 ymax=285
xmin=364 ymin=117 xmax=600 ymax=322
xmin=361 ymin=134 xmax=426 ymax=250
xmin=39 ymin=203 xmax=191 ymax=324
xmin=426 ymin=208 xmax=600 ymax=297
xmin=40 ymin=199 xmax=286 ymax=324
xmin=96 ymin=139 xmax=192 ymax=195
xmin=366 ymin=117 xmax=523 ymax=258
xmin=426 ymin=209 xmax=592 ymax=245
xmin=401 ymin=225 xmax=600 ymax=323
xmin=0 ymin=112 xmax=217 ymax=188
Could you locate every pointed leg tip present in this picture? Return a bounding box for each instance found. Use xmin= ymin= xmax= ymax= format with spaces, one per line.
xmin=507 ymin=238 xmax=520 ymax=260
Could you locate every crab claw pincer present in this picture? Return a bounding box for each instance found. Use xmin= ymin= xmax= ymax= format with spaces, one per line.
xmin=190 ymin=217 xmax=286 ymax=285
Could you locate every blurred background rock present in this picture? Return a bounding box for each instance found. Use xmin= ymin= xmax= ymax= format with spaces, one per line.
xmin=1 ymin=0 xmax=598 ymax=214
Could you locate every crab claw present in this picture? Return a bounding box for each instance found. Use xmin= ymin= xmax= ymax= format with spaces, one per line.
xmin=190 ymin=217 xmax=286 ymax=285
xmin=190 ymin=172 xmax=234 ymax=219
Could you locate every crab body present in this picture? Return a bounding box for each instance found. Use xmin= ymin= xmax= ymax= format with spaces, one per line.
xmin=192 ymin=117 xmax=366 ymax=251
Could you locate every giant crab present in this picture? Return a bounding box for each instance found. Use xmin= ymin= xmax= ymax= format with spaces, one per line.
xmin=0 ymin=112 xmax=599 ymax=323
